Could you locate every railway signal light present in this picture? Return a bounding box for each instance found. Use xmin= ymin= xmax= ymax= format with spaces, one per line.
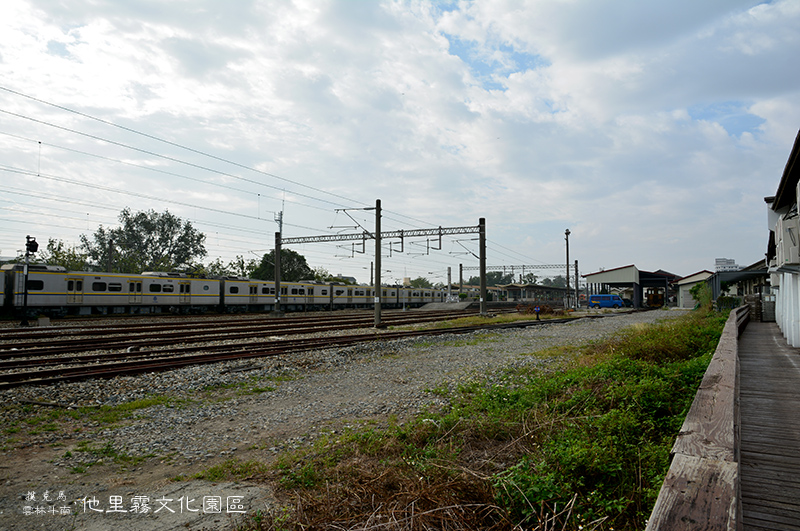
xmin=26 ymin=236 xmax=38 ymax=254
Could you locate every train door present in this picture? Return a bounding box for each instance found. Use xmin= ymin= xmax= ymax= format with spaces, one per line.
xmin=128 ymin=279 xmax=142 ymax=304
xmin=248 ymin=283 xmax=258 ymax=304
xmin=347 ymin=288 xmax=353 ymax=306
xmin=305 ymin=287 xmax=313 ymax=310
xmin=179 ymin=281 xmax=191 ymax=304
xmin=66 ymin=277 xmax=84 ymax=304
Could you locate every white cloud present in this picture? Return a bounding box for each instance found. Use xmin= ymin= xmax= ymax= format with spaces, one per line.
xmin=0 ymin=0 xmax=797 ymax=282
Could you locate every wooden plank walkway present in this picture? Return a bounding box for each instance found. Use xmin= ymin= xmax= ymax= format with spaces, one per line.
xmin=739 ymin=322 xmax=800 ymax=530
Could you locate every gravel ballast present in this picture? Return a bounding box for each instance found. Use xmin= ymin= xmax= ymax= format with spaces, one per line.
xmin=0 ymin=309 xmax=689 ymax=530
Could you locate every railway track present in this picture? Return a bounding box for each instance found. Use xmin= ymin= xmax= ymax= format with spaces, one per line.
xmin=0 ymin=309 xmax=487 ymax=356
xmin=0 ymin=311 xmax=553 ymax=389
xmin=0 ymin=311 xmax=580 ymax=389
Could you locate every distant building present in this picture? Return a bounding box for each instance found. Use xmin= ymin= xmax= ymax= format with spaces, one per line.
xmin=715 ymin=258 xmax=740 ymax=272
xmin=674 ymin=270 xmax=714 ymax=308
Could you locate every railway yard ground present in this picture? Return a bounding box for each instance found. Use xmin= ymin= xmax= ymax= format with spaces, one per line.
xmin=0 ymin=308 xmax=689 ymax=530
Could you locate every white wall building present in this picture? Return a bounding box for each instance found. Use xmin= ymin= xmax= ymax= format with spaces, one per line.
xmin=766 ymin=129 xmax=800 ymax=346
xmin=715 ymin=258 xmax=740 ymax=272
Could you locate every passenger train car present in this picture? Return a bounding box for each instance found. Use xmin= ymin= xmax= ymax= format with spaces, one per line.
xmin=0 ymin=264 xmax=445 ymax=317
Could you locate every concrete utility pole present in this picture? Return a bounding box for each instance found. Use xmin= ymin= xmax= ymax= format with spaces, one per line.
xmin=374 ymin=199 xmax=382 ymax=328
xmin=273 ymin=232 xmax=282 ymax=315
xmin=565 ymin=229 xmax=571 ymax=309
xmin=479 ymin=218 xmax=487 ymax=316
xmin=574 ymin=260 xmax=579 ymax=308
xmin=447 ymin=266 xmax=452 ymax=301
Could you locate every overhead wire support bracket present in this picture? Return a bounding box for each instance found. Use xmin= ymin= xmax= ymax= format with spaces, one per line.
xmin=461 ymin=263 xmax=567 ymax=272
xmin=281 ymin=224 xmax=480 ymax=245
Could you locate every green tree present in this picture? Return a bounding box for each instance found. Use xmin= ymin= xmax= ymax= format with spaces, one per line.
xmin=466 ymin=272 xmax=514 ymax=286
xmin=409 ymin=276 xmax=433 ymax=288
xmin=312 ymin=266 xmax=353 ymax=283
xmin=80 ymin=208 xmax=207 ymax=273
xmin=690 ymin=281 xmax=713 ymax=309
xmin=228 ymin=255 xmax=258 ymax=277
xmin=38 ymin=238 xmax=91 ymax=270
xmin=251 ymin=248 xmax=313 ymax=282
xmin=521 ymin=272 xmax=538 ymax=284
xmin=541 ymin=275 xmax=567 ymax=288
xmin=202 ymin=257 xmax=231 ymax=277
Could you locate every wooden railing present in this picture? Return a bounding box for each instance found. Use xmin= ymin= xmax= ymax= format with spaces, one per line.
xmin=646 ymin=305 xmax=749 ymax=531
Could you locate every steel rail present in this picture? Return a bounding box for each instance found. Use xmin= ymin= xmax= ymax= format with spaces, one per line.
xmin=0 ymin=311 xmax=481 ymax=357
xmin=0 ymin=316 xmax=580 ymax=389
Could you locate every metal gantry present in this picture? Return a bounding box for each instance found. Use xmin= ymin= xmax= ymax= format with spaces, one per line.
xmin=460 ymin=261 xmax=580 ymax=308
xmin=276 ymin=199 xmax=488 ymax=326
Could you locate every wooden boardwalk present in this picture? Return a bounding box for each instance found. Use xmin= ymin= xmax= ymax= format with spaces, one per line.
xmin=739 ymin=322 xmax=800 ymax=530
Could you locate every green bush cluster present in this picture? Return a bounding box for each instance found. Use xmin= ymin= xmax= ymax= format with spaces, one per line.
xmin=488 ymin=351 xmax=714 ymax=527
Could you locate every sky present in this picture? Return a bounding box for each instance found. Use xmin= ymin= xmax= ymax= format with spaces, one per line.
xmin=1 ymin=0 xmax=798 ymax=286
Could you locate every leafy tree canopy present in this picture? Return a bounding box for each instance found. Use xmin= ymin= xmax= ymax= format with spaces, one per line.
xmin=540 ymin=275 xmax=567 ymax=288
xmin=201 ymin=255 xmax=259 ymax=278
xmin=466 ymin=272 xmax=514 ymax=286
xmin=311 ymin=266 xmax=355 ymax=284
xmin=251 ymin=248 xmax=313 ymax=282
xmin=80 ymin=208 xmax=207 ymax=274
xmin=408 ymin=276 xmax=432 ymax=288
xmin=38 ymin=239 xmax=91 ymax=271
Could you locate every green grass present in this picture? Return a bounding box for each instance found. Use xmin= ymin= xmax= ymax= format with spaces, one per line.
xmin=255 ymin=309 xmax=726 ymax=530
xmin=193 ymin=458 xmax=270 ymax=482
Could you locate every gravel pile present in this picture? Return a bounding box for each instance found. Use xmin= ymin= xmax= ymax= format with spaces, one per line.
xmin=1 ymin=310 xmax=687 ymax=468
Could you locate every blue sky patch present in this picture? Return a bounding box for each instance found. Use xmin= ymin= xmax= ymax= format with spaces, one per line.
xmin=443 ymin=33 xmax=545 ymax=92
xmin=46 ymin=40 xmax=70 ymax=58
xmin=688 ymin=101 xmax=765 ymax=137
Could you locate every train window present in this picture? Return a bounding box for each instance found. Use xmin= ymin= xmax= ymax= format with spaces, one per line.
xmin=335 ymin=289 xmax=344 ymax=296
xmin=348 ymin=289 xmax=352 ymax=296
xmin=249 ymin=285 xmax=257 ymax=295
xmin=77 ymin=280 xmax=83 ymax=291
xmin=136 ymin=282 xmax=141 ymax=292
xmin=92 ymin=282 xmax=107 ymax=292
xmin=308 ymin=288 xmax=313 ymax=295
xmin=281 ymin=287 xmax=287 ymax=295
xmin=129 ymin=282 xmax=135 ymax=292
xmin=298 ymin=288 xmax=305 ymax=295
xmin=229 ymin=286 xmax=239 ymax=294
xmin=68 ymin=280 xmax=74 ymax=290
xmin=261 ymin=287 xmax=269 ymax=294
xmin=321 ymin=289 xmax=327 ymax=295
xmin=26 ymin=280 xmax=44 ymax=291
xmin=108 ymin=283 xmax=122 ymax=292
xmin=291 ymin=288 xmax=298 ymax=295
xmin=149 ymin=284 xmax=162 ymax=293
xmin=162 ymin=285 xmax=174 ymax=293
xmin=270 ymin=287 xmax=275 ymax=294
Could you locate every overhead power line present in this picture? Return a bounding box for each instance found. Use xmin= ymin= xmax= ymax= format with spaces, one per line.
xmin=0 ymin=85 xmax=362 ymax=208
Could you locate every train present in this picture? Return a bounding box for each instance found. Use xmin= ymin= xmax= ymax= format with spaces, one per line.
xmin=0 ymin=264 xmax=448 ymax=317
